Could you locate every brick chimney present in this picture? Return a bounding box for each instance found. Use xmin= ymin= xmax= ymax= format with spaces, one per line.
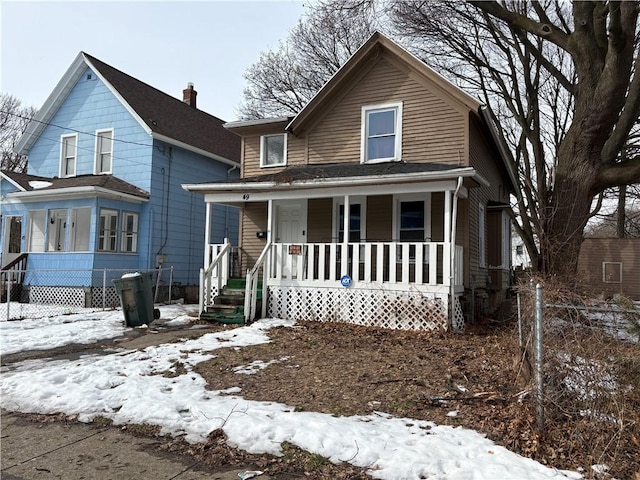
xmin=182 ymin=82 xmax=197 ymax=108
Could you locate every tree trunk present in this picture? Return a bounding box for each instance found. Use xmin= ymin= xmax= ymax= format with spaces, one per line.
xmin=617 ymin=185 xmax=627 ymax=238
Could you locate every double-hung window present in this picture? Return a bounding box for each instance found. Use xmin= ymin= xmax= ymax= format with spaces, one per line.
xmin=98 ymin=209 xmax=118 ymax=252
xmin=121 ymin=212 xmax=139 ymax=253
xmin=361 ymin=102 xmax=402 ymax=163
xmin=95 ymin=129 xmax=113 ymax=174
xmin=260 ymin=133 xmax=287 ymax=167
xmin=60 ymin=134 xmax=77 ymax=177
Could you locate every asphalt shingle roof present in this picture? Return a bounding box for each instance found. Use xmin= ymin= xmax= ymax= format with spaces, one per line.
xmin=2 ymin=170 xmax=149 ymax=199
xmin=84 ymin=53 xmax=240 ymax=163
xmin=229 ymin=161 xmax=462 ymax=184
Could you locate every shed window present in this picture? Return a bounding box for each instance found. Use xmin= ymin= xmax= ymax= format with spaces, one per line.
xmin=602 ymin=262 xmax=622 ymax=283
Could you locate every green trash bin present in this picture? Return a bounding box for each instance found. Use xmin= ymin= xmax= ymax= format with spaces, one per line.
xmin=112 ymin=272 xmax=160 ymax=327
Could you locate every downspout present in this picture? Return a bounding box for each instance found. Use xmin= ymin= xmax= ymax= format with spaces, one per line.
xmin=450 ymin=176 xmax=463 ymax=329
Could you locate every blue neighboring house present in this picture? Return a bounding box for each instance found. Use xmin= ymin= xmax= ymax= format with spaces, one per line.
xmin=0 ymin=52 xmax=240 ymax=306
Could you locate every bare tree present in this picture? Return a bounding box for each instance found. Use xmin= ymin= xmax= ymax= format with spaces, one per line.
xmin=389 ymin=1 xmax=640 ymax=276
xmin=0 ymin=93 xmax=37 ymax=173
xmin=239 ymin=0 xmax=380 ymax=119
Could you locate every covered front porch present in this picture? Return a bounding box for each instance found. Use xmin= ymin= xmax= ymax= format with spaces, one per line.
xmin=185 ymin=162 xmax=484 ymax=331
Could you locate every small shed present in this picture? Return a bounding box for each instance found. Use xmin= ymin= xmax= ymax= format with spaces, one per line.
xmin=577 ymin=238 xmax=640 ymax=300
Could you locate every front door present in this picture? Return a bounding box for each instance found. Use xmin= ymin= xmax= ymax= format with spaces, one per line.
xmin=2 ymin=216 xmax=22 ymax=268
xmin=275 ymin=201 xmax=307 ymax=277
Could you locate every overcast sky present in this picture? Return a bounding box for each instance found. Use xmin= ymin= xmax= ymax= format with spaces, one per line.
xmin=0 ymin=1 xmax=306 ymax=121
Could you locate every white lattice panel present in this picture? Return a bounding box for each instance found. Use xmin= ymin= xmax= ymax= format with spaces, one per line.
xmin=452 ymin=296 xmax=465 ymax=332
xmin=29 ymin=286 xmax=86 ymax=307
xmin=267 ymin=286 xmax=452 ymax=331
xmin=90 ymin=287 xmax=121 ymax=309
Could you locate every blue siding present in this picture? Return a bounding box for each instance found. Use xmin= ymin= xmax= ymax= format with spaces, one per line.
xmin=27 ymin=67 xmax=152 ymax=181
xmin=7 ymin=62 xmax=239 ymax=291
xmin=148 ymin=140 xmax=239 ymax=285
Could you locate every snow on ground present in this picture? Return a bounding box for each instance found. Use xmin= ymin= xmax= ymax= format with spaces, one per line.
xmin=0 ymin=304 xmax=581 ymax=480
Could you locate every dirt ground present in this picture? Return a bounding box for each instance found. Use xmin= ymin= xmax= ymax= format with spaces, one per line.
xmin=9 ymin=317 xmax=639 ymax=479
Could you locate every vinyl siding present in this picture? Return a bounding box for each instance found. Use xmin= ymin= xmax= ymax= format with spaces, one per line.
xmin=308 ymin=198 xmax=333 ymax=242
xmin=239 ymin=54 xmax=468 ymax=177
xmin=240 ymin=202 xmax=268 ymax=273
xmin=578 ymin=238 xmax=640 ymax=300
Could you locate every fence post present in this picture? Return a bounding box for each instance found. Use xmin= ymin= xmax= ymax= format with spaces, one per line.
xmin=534 ymin=283 xmax=544 ymax=435
xmin=103 ymin=269 xmax=107 ymax=310
xmin=517 ymin=292 xmax=523 ymax=349
xmin=168 ymin=266 xmax=174 ymax=305
xmin=6 ymin=277 xmax=10 ymax=320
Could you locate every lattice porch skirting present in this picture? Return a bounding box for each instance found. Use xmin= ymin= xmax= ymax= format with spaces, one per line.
xmin=267 ymin=286 xmax=464 ymax=331
xmin=26 ymin=286 xmax=120 ymax=308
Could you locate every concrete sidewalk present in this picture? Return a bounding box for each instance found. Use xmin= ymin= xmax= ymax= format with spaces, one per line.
xmin=1 ymin=409 xmax=272 ymax=479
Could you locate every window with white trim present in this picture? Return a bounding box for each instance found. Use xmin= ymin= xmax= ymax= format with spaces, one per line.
xmin=602 ymin=262 xmax=622 ymax=283
xmin=69 ymin=208 xmax=91 ymax=252
xmin=60 ymin=134 xmax=77 ymax=177
xmin=479 ymin=204 xmax=486 ymax=268
xmin=27 ymin=210 xmax=46 ymax=252
xmin=121 ymin=212 xmax=139 ymax=253
xmin=336 ymin=200 xmax=366 ymax=243
xmin=260 ymin=133 xmax=287 ymax=167
xmin=95 ymin=129 xmax=113 ymax=174
xmin=98 ymin=209 xmax=118 ymax=252
xmin=361 ymin=102 xmax=402 ymax=163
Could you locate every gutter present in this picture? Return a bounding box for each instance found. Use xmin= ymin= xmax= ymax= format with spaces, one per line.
xmin=5 ymin=186 xmax=149 ymax=204
xmin=183 ymin=167 xmax=486 ymax=192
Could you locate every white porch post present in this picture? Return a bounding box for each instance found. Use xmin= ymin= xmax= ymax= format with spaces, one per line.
xmin=262 ymin=199 xmax=274 ymax=318
xmin=444 ymin=191 xmax=451 ymax=244
xmin=341 ymin=195 xmax=350 ymax=276
xmin=204 ymin=202 xmax=212 ymax=269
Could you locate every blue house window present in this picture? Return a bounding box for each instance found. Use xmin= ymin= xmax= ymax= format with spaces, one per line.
xmin=98 ymin=209 xmax=118 ymax=252
xmin=121 ymin=212 xmax=139 ymax=253
xmin=95 ymin=129 xmax=113 ymax=174
xmin=60 ymin=134 xmax=77 ymax=177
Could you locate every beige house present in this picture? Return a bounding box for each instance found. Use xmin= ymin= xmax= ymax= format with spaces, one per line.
xmin=184 ymin=32 xmax=518 ymax=331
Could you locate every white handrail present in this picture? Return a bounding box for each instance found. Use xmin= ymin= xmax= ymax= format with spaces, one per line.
xmin=200 ymin=238 xmax=231 ymax=314
xmin=245 ymin=241 xmax=271 ymax=322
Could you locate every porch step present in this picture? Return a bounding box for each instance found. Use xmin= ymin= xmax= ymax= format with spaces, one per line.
xmin=200 ymin=278 xmax=262 ymax=325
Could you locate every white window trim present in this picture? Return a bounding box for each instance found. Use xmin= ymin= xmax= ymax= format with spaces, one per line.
xmin=94 ymin=128 xmax=114 ymax=174
xmin=360 ymin=101 xmax=403 ymax=164
xmin=121 ymin=211 xmax=139 ymax=253
xmin=602 ymin=262 xmax=622 ymax=283
xmin=479 ymin=204 xmax=486 ymax=268
xmin=392 ymin=193 xmax=431 ymax=242
xmin=260 ymin=133 xmax=287 ymax=168
xmin=98 ymin=209 xmax=119 ymax=252
xmin=60 ymin=133 xmax=78 ymax=177
xmin=333 ymin=197 xmax=367 ymax=243
xmin=501 ymin=211 xmax=511 ymax=269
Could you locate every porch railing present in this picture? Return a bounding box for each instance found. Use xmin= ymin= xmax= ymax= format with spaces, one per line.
xmin=237 ymin=241 xmax=464 ymax=323
xmin=199 ymin=238 xmax=230 ymax=314
xmin=268 ymin=242 xmax=463 ymax=288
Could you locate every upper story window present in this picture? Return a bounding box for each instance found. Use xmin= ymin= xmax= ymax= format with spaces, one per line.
xmin=95 ymin=129 xmax=113 ymax=174
xmin=260 ymin=133 xmax=287 ymax=167
xmin=60 ymin=134 xmax=77 ymax=177
xmin=361 ymin=102 xmax=403 ymax=163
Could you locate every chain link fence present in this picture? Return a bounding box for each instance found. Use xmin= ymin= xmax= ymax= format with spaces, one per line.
xmin=514 ymin=279 xmax=639 ymax=474
xmin=1 ymin=267 xmax=178 ymax=321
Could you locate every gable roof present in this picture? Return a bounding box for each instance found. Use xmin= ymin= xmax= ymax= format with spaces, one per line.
xmin=1 ymin=169 xmax=149 ymax=201
xmin=286 ymin=31 xmax=482 ymax=135
xmin=14 ymin=52 xmax=240 ymax=166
